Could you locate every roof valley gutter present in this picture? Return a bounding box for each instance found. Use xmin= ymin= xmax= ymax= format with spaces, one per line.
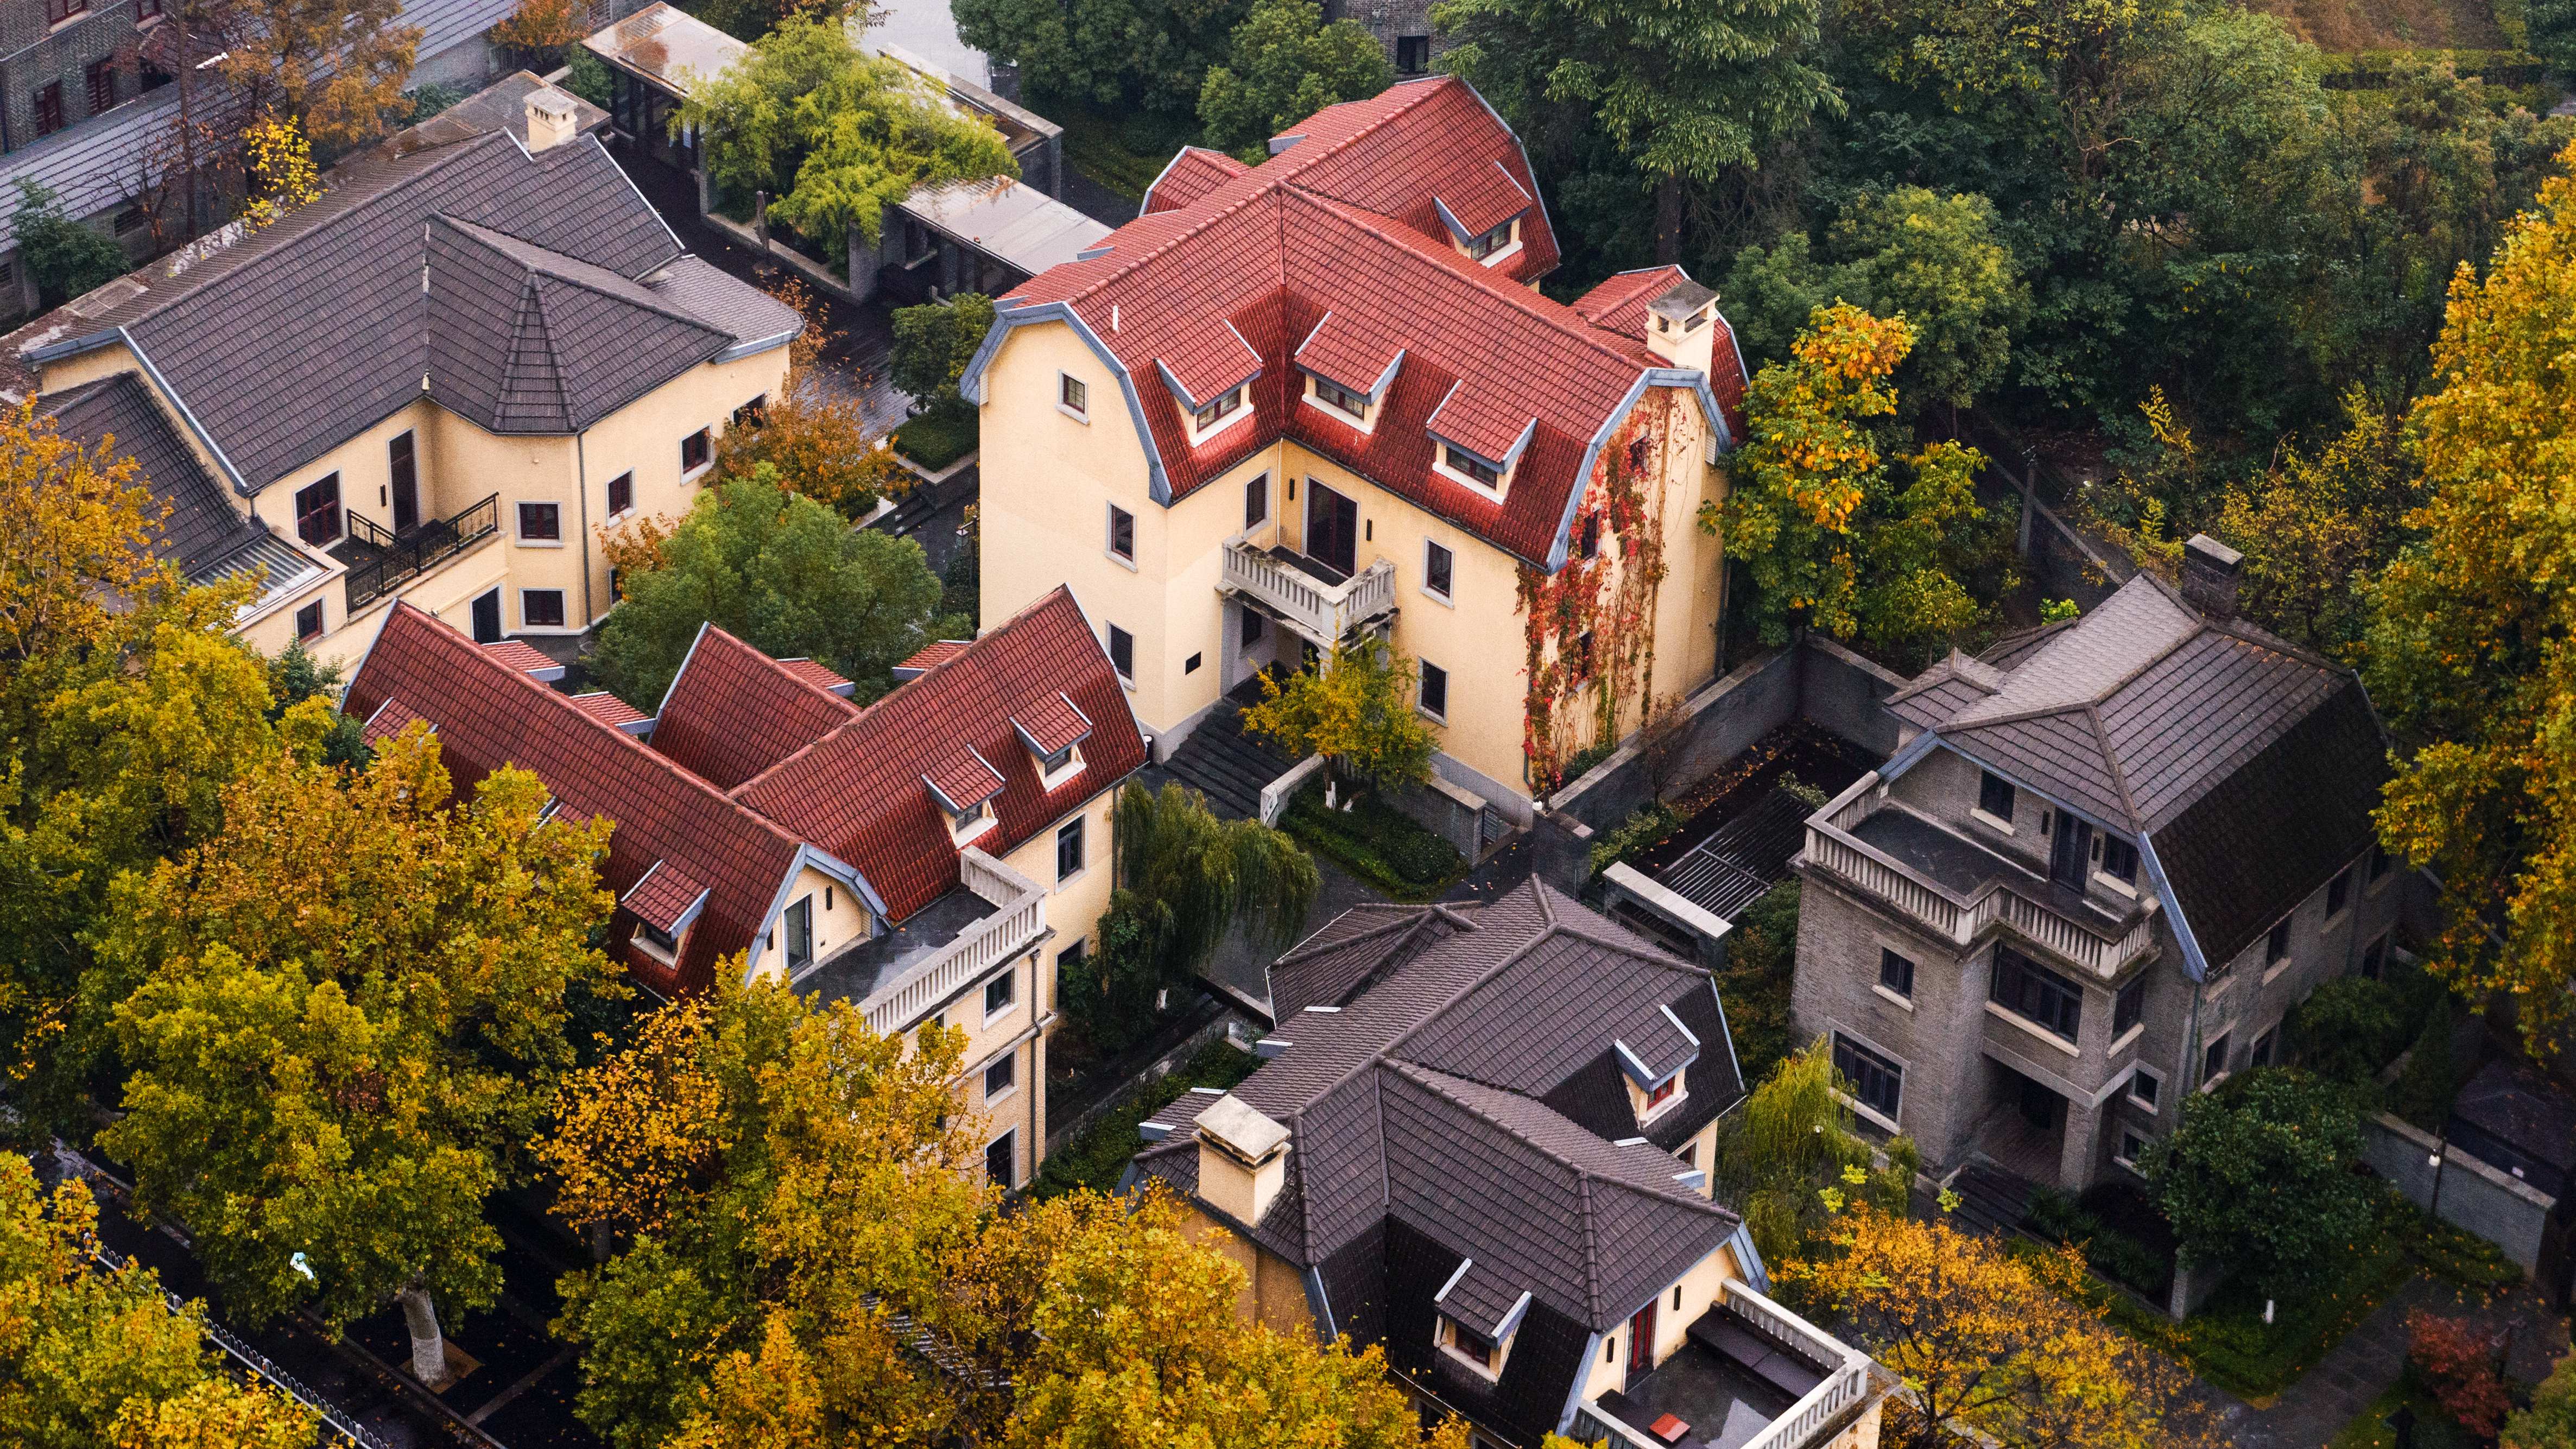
xmin=119 ymin=329 xmax=253 ymax=494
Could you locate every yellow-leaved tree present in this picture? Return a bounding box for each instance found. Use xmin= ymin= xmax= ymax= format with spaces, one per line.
xmin=2364 ymin=141 xmax=2576 ymax=1057
xmin=1783 ymin=1205 xmax=2221 ymax=1449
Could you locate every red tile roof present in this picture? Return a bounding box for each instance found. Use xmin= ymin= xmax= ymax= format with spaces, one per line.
xmin=1427 ymin=380 xmax=1537 ymax=465
xmin=1572 ymin=267 xmax=1686 ymax=343
xmin=361 ymin=696 xmax=430 ymax=746
xmin=1144 ymin=146 xmax=1250 ymax=216
xmin=346 ymin=603 xmax=809 ymax=996
xmin=624 ymin=860 xmax=709 ymax=932
xmin=925 ymin=750 xmax=1007 ymax=812
xmin=984 ymin=78 xmax=1745 ymax=566
xmin=896 ymin=640 xmax=970 ymax=676
xmin=649 ymin=625 xmax=862 ymax=790
xmin=480 ymin=640 xmax=563 ymax=678
xmin=734 ymin=587 xmax=1149 ymax=921
xmin=1156 ymin=319 xmax=1264 ymax=408
xmin=776 ymin=657 xmax=854 ymax=696
xmin=1432 ymin=159 xmax=1532 ymax=239
xmin=1014 ymin=691 xmax=1093 ymax=755
xmin=1295 ymin=311 xmax=1404 ymax=396
xmin=570 ymin=691 xmax=651 ymax=731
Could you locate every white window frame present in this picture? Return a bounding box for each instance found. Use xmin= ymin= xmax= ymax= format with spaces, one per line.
xmin=984 ymin=967 xmax=1017 ymax=1023
xmin=1187 ymin=385 xmax=1254 ymax=444
xmin=1105 ymin=624 xmax=1136 ymax=687
xmin=680 ymin=427 xmax=713 ymax=478
xmin=1058 ymin=372 xmax=1090 ymax=421
xmin=518 ymin=587 xmax=570 ymax=632
xmin=983 ymin=1049 xmax=1018 ymax=1104
xmin=1303 ymin=372 xmax=1375 ymax=432
xmin=1432 ymin=442 xmax=1508 ymax=497
xmin=1421 ymin=538 xmax=1455 ymax=604
xmin=1055 ymin=816 xmax=1087 ymax=886
xmin=1106 ymin=503 xmax=1137 ymax=568
xmin=1637 ymin=1071 xmax=1687 ymax=1124
xmin=986 ymin=1127 xmax=1017 ymax=1188
xmin=1435 ymin=1314 xmax=1508 ymax=1382
xmin=1417 ymin=660 xmax=1448 ymax=723
xmin=515 ymin=499 xmax=566 ymax=547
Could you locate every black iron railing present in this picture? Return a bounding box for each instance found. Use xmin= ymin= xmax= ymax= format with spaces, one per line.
xmin=343 ymin=493 xmax=499 ymax=611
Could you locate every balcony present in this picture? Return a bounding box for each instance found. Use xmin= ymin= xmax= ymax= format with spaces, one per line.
xmin=1574 ymin=1282 xmax=1879 ymax=1449
xmin=1220 ymin=537 xmax=1396 ymax=648
xmin=794 ymin=847 xmax=1045 ymax=1034
xmin=336 ymin=495 xmax=501 ymax=612
xmin=1800 ymin=774 xmax=2157 ymax=981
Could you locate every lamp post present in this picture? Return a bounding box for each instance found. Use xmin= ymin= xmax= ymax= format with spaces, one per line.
xmin=2428 ymin=1134 xmax=2451 ymax=1220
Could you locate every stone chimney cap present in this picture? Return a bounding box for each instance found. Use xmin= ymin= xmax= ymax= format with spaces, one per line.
xmin=2183 ymin=533 xmax=2241 ymax=570
xmin=1649 ymin=277 xmax=1718 ymax=324
xmin=1195 ymin=1093 xmax=1289 ymax=1166
xmin=524 ymin=88 xmax=579 ymax=150
xmin=2180 ymin=533 xmax=2242 ymax=619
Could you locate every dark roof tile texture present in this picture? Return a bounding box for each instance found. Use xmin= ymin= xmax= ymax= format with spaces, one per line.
xmin=40 ymin=373 xmax=258 ymax=575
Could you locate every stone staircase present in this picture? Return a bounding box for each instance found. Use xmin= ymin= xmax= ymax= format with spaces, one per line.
xmin=1948 ymin=1161 xmax=2043 ymax=1238
xmin=1161 ymin=683 xmax=1300 ymax=820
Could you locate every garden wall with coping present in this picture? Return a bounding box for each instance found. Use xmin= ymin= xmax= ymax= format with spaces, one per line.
xmin=2365 ymin=1111 xmax=2561 ymax=1277
xmin=1531 ymin=635 xmax=1908 ymax=896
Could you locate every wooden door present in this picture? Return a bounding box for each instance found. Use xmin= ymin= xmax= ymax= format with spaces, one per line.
xmin=1305 ymin=480 xmax=1357 ymax=578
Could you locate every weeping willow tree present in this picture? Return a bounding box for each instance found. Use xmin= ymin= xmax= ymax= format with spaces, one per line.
xmin=1710 ymin=1038 xmax=1918 ymax=1267
xmin=1065 ymin=783 xmax=1321 ymax=1052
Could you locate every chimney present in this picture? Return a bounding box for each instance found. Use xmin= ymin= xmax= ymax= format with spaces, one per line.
xmin=1643 ymin=276 xmax=1719 ymax=375
xmin=1193 ymin=1093 xmax=1291 ymax=1227
xmin=525 ymin=90 xmax=579 ymax=153
xmin=2180 ymin=533 xmax=2242 ymax=620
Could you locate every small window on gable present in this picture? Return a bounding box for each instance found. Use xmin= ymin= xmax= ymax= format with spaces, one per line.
xmin=1060 ymin=372 xmax=1088 ymax=417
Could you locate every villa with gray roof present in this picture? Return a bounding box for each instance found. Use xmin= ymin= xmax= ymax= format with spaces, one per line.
xmin=1129 ymin=878 xmax=1889 ymax=1449
xmin=1792 ymin=536 xmax=2422 ymax=1194
xmin=18 ymin=85 xmax=796 ymax=661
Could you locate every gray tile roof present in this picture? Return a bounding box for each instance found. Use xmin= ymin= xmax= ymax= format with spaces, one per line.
xmin=26 ymin=130 xmax=784 ymax=493
xmin=1903 ymin=573 xmax=2393 ymax=970
xmin=1138 ymin=878 xmax=1748 ymax=1333
xmin=41 ymin=371 xmax=251 ymax=574
xmin=0 ymin=88 xmax=185 ymax=255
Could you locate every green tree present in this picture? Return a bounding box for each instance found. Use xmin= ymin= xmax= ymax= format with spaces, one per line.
xmin=1709 ymin=879 xmax=1798 ymax=1086
xmin=2363 ymin=151 xmax=2576 ymax=1056
xmin=541 ymin=979 xmax=991 ymax=1448
xmin=887 ymin=293 xmax=999 ymax=404
xmin=590 ymin=475 xmax=956 ymax=711
xmin=12 ymin=182 xmax=128 ymax=308
xmin=2504 ymin=1346 xmax=2576 ymax=1449
xmin=1238 ymin=639 xmax=1436 ymax=793
xmin=953 ymin=0 xmax=1252 ymax=117
xmin=0 ymin=1155 xmax=317 ymax=1449
xmin=2286 ymin=973 xmax=2407 ymax=1089
xmin=2141 ymin=1067 xmax=2375 ymax=1301
xmin=1065 ymin=782 xmax=1316 ymax=1049
xmin=679 ymin=16 xmax=1016 ymax=257
xmin=96 ymin=729 xmax=622 ymax=1384
xmin=1434 ymin=0 xmax=1837 ymax=262
xmin=1707 ymin=1036 xmax=1912 ymax=1265
xmin=1721 ymin=188 xmax=2026 ymax=417
xmin=1702 ymin=303 xmax=1992 ymax=660
xmin=1197 ymin=0 xmax=1391 ymax=156
xmin=2213 ymin=389 xmax=2417 ymax=657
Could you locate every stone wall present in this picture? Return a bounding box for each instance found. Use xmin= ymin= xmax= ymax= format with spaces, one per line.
xmin=2364 ymin=1111 xmax=2561 ymax=1277
xmin=1530 ymin=634 xmax=1907 ymax=895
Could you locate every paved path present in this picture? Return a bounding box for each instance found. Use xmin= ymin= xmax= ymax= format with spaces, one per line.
xmin=2219 ymin=1274 xmax=2569 ymax=1448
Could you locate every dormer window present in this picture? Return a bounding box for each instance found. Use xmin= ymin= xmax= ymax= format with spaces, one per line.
xmin=1192 ymin=386 xmax=1245 ymax=432
xmin=1309 ymin=374 xmax=1371 ymax=424
xmin=926 ymin=751 xmax=1006 ymax=849
xmin=1462 ymin=217 xmax=1517 ymax=262
xmin=1442 ymin=444 xmax=1501 ymax=489
xmin=632 ymin=921 xmax=679 ymax=963
xmin=947 ymin=798 xmax=997 ymax=845
xmin=1440 ymin=1317 xmax=1502 ymax=1376
xmin=1015 ymin=692 xmax=1095 ymax=790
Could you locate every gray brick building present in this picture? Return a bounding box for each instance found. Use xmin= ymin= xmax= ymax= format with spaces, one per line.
xmin=1319 ymin=0 xmax=1441 ymax=76
xmin=1790 ymin=537 xmax=2423 ymax=1193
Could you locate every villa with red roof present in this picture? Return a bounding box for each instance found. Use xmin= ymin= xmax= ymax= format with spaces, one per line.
xmin=342 ymin=585 xmax=1147 ymax=1189
xmin=964 ymin=75 xmax=1750 ymax=822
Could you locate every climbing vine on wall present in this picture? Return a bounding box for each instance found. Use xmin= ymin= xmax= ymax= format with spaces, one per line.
xmin=1520 ymin=390 xmax=1682 ymax=792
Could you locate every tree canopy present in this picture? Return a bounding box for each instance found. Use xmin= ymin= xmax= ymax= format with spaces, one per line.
xmin=1784 ymin=1204 xmax=2222 ymax=1449
xmin=1197 ymin=0 xmax=1392 ymax=156
xmin=887 ymin=293 xmax=999 ymax=404
xmin=11 ymin=184 xmax=128 ymax=309
xmin=679 ymin=16 xmax=1018 ymax=257
xmin=953 ymin=0 xmax=1252 ymax=116
xmin=590 ymin=475 xmax=959 ymax=711
xmin=0 ymin=1155 xmax=317 ymax=1449
xmin=214 ymin=0 xmax=421 ymax=148
xmin=1239 ymin=641 xmax=1437 ymax=792
xmin=2142 ymin=1067 xmax=2376 ymax=1299
xmin=95 ymin=727 xmax=622 ymax=1382
xmin=1704 ymin=304 xmax=1997 ymax=660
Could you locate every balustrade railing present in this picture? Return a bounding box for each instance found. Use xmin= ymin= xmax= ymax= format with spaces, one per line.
xmin=860 ymin=849 xmax=1045 ymax=1035
xmin=1802 ymin=774 xmax=2156 ymax=979
xmin=1220 ymin=540 xmax=1397 ymax=646
xmin=1724 ymin=1281 xmax=1876 ymax=1449
xmin=343 ymin=493 xmax=500 ymax=610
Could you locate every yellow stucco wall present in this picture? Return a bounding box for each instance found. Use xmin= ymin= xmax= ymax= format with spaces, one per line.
xmin=975 ymin=317 xmax=1731 ymax=801
xmin=1181 ymin=1199 xmax=1317 ymax=1336
xmin=34 ymin=344 xmax=789 ymax=659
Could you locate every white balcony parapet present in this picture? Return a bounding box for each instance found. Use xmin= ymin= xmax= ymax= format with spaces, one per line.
xmin=857 ymin=847 xmax=1045 ymax=1035
xmin=1723 ymin=1281 xmax=1877 ymax=1449
xmin=1221 ymin=538 xmax=1397 ymax=648
xmin=1801 ymin=773 xmax=2157 ymax=980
